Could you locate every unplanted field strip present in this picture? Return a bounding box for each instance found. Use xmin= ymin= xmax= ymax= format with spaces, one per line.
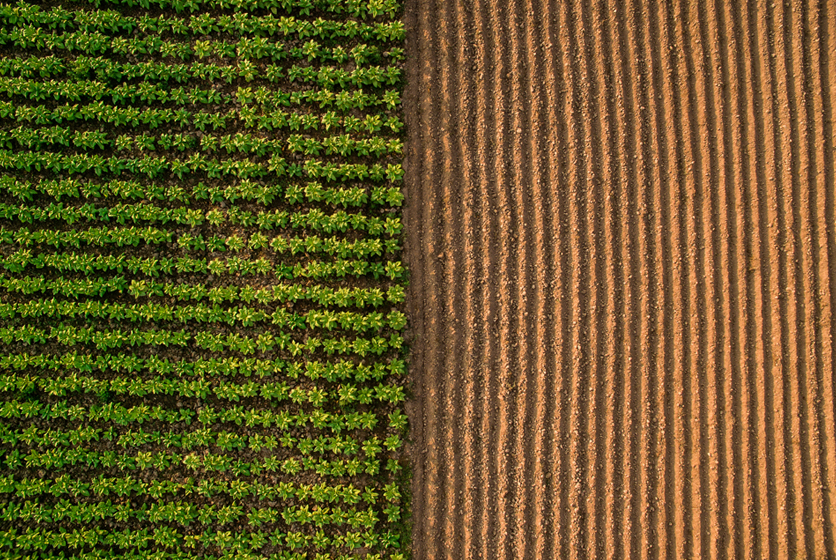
xmin=404 ymin=0 xmax=836 ymax=558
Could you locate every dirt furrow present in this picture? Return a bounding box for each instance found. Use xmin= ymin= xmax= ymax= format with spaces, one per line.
xmin=693 ymin=0 xmax=728 ymax=554
xmin=547 ymin=4 xmax=577 ymax=557
xmin=653 ymin=1 xmax=692 ymax=556
xmin=810 ymin=1 xmax=836 ymax=555
xmin=762 ymin=1 xmax=798 ymax=554
xmin=471 ymin=0 xmax=502 ymax=556
xmin=644 ymin=2 xmax=679 ymax=556
xmin=504 ymin=3 xmax=528 ymax=557
xmin=822 ymin=12 xmax=836 ymax=552
xmin=728 ymin=1 xmax=762 ymax=555
xmin=519 ymin=1 xmax=552 ymax=557
xmin=593 ymin=1 xmax=630 ymax=557
xmin=741 ymin=0 xmax=781 ymax=555
xmin=404 ymin=1 xmax=836 ymax=558
xmin=716 ymin=0 xmax=751 ymax=555
xmin=509 ymin=0 xmax=548 ymax=556
xmin=434 ymin=0 xmax=460 ymax=555
xmin=447 ymin=0 xmax=481 ymax=558
xmin=470 ymin=0 xmax=497 ymax=556
xmin=538 ymin=1 xmax=570 ymax=557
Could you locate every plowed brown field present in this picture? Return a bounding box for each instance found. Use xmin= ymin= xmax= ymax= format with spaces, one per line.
xmin=402 ymin=0 xmax=836 ymax=558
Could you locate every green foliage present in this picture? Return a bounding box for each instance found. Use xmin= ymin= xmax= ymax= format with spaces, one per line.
xmin=0 ymin=0 xmax=407 ymax=558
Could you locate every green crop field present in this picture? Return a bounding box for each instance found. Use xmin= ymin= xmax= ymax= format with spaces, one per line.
xmin=0 ymin=1 xmax=408 ymax=559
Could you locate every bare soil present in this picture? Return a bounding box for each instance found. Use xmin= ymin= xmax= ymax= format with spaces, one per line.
xmin=402 ymin=0 xmax=836 ymax=558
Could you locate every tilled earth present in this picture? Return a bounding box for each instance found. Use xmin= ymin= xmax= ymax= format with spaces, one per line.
xmin=403 ymin=0 xmax=836 ymax=558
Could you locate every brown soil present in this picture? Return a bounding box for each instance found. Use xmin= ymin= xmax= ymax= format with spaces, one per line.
xmin=402 ymin=0 xmax=836 ymax=558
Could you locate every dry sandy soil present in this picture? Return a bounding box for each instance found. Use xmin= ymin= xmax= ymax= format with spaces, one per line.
xmin=402 ymin=0 xmax=836 ymax=558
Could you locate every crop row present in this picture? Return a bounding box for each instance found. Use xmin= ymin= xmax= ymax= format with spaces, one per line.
xmin=5 ymin=229 xmax=398 ymax=259
xmin=4 ymin=444 xmax=389 ymax=480
xmin=2 ymin=5 xmax=406 ymax=40
xmin=1 ymin=501 xmax=392 ymax=533
xmin=1 ymin=59 xmax=402 ymax=95
xmin=5 ymin=276 xmax=404 ymax=308
xmin=0 ymin=250 xmax=405 ymax=280
xmin=1 ymin=527 xmax=405 ymax=560
xmin=0 ymin=549 xmax=400 ymax=560
xmin=0 ymin=299 xmax=407 ymax=332
xmin=0 ymin=298 xmax=406 ymax=332
xmin=4 ymin=103 xmax=403 ymax=136
xmin=1 ymin=43 xmax=402 ymax=81
xmin=0 ymin=398 xmax=384 ymax=432
xmin=0 ymin=296 xmax=403 ymax=330
xmin=0 ymin=423 xmax=374 ymax=460
xmin=0 ymin=225 xmax=172 ymax=248
xmin=0 ymin=322 xmax=404 ymax=357
xmin=0 ymin=369 xmax=408 ymax=408
xmin=0 ymin=275 xmax=405 ymax=308
xmin=0 ymin=201 xmax=403 ymax=236
xmin=2 ymin=525 xmax=399 ymax=557
xmin=0 ymin=351 xmax=406 ymax=382
xmin=0 ymin=422 xmax=403 ymax=460
xmin=0 ymin=228 xmax=398 ymax=259
xmin=1 ymin=504 xmax=399 ymax=541
xmin=0 ymin=549 xmax=384 ymax=560
xmin=0 ymin=502 xmax=389 ymax=540
xmin=0 ymin=177 xmax=403 ymax=210
xmin=2 ymin=128 xmax=403 ymax=158
xmin=3 ymin=99 xmax=404 ymax=133
xmin=0 ymin=53 xmax=403 ymax=87
xmin=0 ymin=76 xmax=401 ymax=111
xmin=2 ymin=474 xmax=375 ymax=505
xmin=0 ymin=151 xmax=404 ymax=185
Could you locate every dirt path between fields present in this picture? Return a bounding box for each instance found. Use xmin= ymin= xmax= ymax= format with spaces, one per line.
xmin=403 ymin=0 xmax=836 ymax=558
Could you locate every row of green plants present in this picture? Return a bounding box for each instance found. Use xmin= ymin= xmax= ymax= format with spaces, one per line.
xmin=3 ymin=102 xmax=404 ymax=133
xmin=0 ymin=424 xmax=403 ymax=463
xmin=0 ymin=250 xmax=405 ymax=280
xmin=0 ymin=78 xmax=401 ymax=116
xmin=0 ymin=149 xmax=404 ymax=182
xmin=0 ymin=68 xmax=401 ymax=101
xmin=5 ymin=445 xmax=389 ymax=479
xmin=0 ymin=398 xmax=386 ymax=432
xmin=1 ymin=527 xmax=403 ymax=560
xmin=0 ymin=55 xmax=403 ymax=90
xmin=0 ymin=323 xmax=403 ymax=357
xmin=0 ymin=225 xmax=173 ymax=248
xmin=0 ymin=299 xmax=407 ymax=332
xmin=0 ymin=275 xmax=405 ymax=308
xmin=0 ymin=370 xmax=407 ymax=407
xmin=0 ymin=176 xmax=404 ymax=210
xmin=2 ymin=129 xmax=403 ymax=159
xmin=0 ymin=44 xmax=403 ymax=80
xmin=0 ymin=4 xmax=405 ymax=37
xmin=21 ymin=499 xmax=400 ymax=531
xmin=0 ymin=352 xmax=407 ymax=382
xmin=2 ymin=474 xmax=376 ymax=504
xmin=0 ymin=228 xmax=399 ymax=259
xmin=0 ymin=201 xmax=404 ymax=236
xmin=2 ymin=128 xmax=403 ymax=158
xmin=0 ymin=549 xmax=382 ymax=560
xmin=0 ymin=501 xmax=389 ymax=533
